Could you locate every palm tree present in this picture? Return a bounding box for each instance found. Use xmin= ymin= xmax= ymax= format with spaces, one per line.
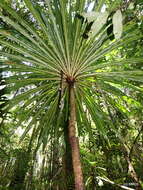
xmin=0 ymin=0 xmax=143 ymax=189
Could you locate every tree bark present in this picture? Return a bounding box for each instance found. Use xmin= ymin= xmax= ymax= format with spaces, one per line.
xmin=125 ymin=155 xmax=142 ymax=190
xmin=63 ymin=117 xmax=74 ymax=189
xmin=123 ymin=144 xmax=142 ymax=190
xmin=68 ymin=85 xmax=84 ymax=190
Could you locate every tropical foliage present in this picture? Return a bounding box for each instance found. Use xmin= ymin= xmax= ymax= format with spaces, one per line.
xmin=0 ymin=0 xmax=143 ymax=189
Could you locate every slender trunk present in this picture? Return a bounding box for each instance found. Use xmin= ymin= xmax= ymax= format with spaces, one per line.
xmin=125 ymin=155 xmax=141 ymax=190
xmin=68 ymin=85 xmax=84 ymax=190
xmin=63 ymin=117 xmax=74 ymax=189
xmin=123 ymin=144 xmax=142 ymax=190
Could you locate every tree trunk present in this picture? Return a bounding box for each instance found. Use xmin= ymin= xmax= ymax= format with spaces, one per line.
xmin=68 ymin=85 xmax=84 ymax=190
xmin=125 ymin=155 xmax=142 ymax=190
xmin=63 ymin=117 xmax=74 ymax=189
xmin=123 ymin=144 xmax=142 ymax=190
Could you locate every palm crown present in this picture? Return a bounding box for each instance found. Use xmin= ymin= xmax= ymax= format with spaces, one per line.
xmin=0 ymin=0 xmax=143 ymax=189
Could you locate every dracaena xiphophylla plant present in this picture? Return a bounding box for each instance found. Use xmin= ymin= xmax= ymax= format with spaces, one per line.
xmin=0 ymin=0 xmax=143 ymax=189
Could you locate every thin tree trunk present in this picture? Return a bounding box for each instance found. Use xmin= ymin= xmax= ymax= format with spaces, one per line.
xmin=125 ymin=155 xmax=141 ymax=190
xmin=68 ymin=85 xmax=84 ymax=190
xmin=123 ymin=144 xmax=142 ymax=190
xmin=63 ymin=117 xmax=74 ymax=189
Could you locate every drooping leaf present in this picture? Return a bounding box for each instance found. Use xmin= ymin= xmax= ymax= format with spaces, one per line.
xmin=113 ymin=9 xmax=123 ymax=39
xmin=82 ymin=11 xmax=109 ymax=37
xmin=90 ymin=11 xmax=109 ymax=37
xmin=82 ymin=11 xmax=100 ymax=22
